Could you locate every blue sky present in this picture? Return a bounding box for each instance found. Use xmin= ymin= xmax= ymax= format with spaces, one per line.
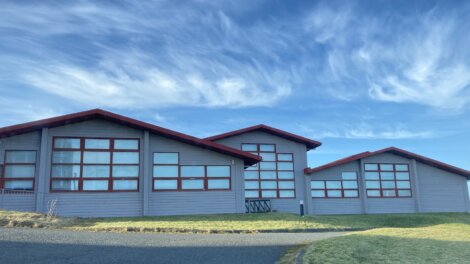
xmin=1 ymin=0 xmax=470 ymax=169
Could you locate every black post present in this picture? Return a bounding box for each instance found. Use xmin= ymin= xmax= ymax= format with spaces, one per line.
xmin=300 ymin=200 xmax=304 ymax=216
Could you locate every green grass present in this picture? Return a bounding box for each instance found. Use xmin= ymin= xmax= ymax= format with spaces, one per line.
xmin=1 ymin=210 xmax=469 ymax=234
xmin=303 ymin=224 xmax=470 ymax=264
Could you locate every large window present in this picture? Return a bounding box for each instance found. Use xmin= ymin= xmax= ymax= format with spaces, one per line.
xmin=153 ymin=152 xmax=231 ymax=191
xmin=364 ymin=163 xmax=412 ymax=198
xmin=311 ymin=172 xmax=359 ymax=198
xmin=0 ymin=150 xmax=36 ymax=190
xmin=242 ymin=143 xmax=295 ymax=199
xmin=51 ymin=138 xmax=140 ymax=192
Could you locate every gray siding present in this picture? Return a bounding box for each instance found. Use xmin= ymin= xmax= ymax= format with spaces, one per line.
xmin=214 ymin=131 xmax=308 ymax=214
xmin=307 ymin=162 xmax=363 ymax=215
xmin=0 ymin=132 xmax=40 ymax=212
xmin=43 ymin=119 xmax=144 ymax=217
xmin=148 ymin=134 xmax=244 ymax=216
xmin=417 ymin=162 xmax=469 ymax=212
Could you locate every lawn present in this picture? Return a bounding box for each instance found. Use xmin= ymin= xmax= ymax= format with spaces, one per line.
xmin=1 ymin=210 xmax=469 ymax=234
xmin=303 ymin=223 xmax=470 ymax=264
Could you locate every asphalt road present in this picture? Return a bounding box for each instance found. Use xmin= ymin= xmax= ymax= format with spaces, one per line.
xmin=0 ymin=228 xmax=345 ymax=264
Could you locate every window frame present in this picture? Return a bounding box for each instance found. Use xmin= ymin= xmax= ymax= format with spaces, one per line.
xmin=152 ymin=152 xmax=231 ymax=192
xmin=310 ymin=172 xmax=360 ymax=199
xmin=1 ymin=150 xmax=37 ymax=191
xmin=364 ymin=163 xmax=412 ymax=198
xmin=241 ymin=143 xmax=296 ymax=199
xmin=50 ymin=137 xmax=140 ymax=193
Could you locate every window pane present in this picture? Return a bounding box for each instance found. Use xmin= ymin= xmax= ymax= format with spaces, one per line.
xmin=367 ymin=190 xmax=381 ymax=197
xmin=380 ymin=172 xmax=395 ymax=180
xmin=259 ymin=144 xmax=275 ymax=152
xmin=52 ymin=165 xmax=81 ymax=178
xmin=260 ymin=162 xmax=276 ymax=170
xmin=85 ymin=139 xmax=110 ymax=149
xmin=83 ymin=165 xmax=110 ymax=178
xmin=245 ymin=190 xmax=259 ymax=198
xmin=395 ymin=164 xmax=409 ymax=171
xmin=114 ymin=139 xmax=139 ymax=150
xmin=113 ymin=180 xmax=138 ymax=190
xmin=244 ymin=171 xmax=258 ymax=179
xmin=366 ymin=181 xmax=380 ymax=188
xmin=365 ymin=172 xmax=379 ymax=180
xmin=260 ymin=153 xmax=276 ymax=161
xmin=311 ymin=181 xmax=325 ymax=189
xmin=54 ymin=138 xmax=80 ymax=149
xmin=311 ymin=190 xmax=325 ymax=197
xmin=342 ymin=181 xmax=358 ymax=189
xmin=83 ymin=180 xmax=108 ymax=191
xmin=277 ymin=162 xmax=293 ymax=170
xmin=245 ymin=181 xmax=259 ymax=189
xmin=261 ymin=190 xmax=277 ymax=198
xmin=153 ymin=165 xmax=178 ymax=177
xmin=278 ymin=171 xmax=294 ymax=179
xmin=344 ymin=190 xmax=359 ymax=197
xmin=260 ymin=171 xmax=276 ymax=179
xmin=327 ymin=190 xmax=342 ymax=197
xmin=241 ymin=144 xmax=257 ymax=151
xmin=4 ymin=180 xmax=33 ymax=190
xmin=396 ymin=172 xmax=410 ymax=180
xmin=52 ymin=180 xmax=79 ymax=191
xmin=260 ymin=181 xmax=277 ymax=189
xmin=279 ymin=190 xmax=295 ymax=198
xmin=181 ymin=166 xmax=205 ymax=177
xmin=4 ymin=165 xmax=35 ymax=178
xmin=53 ymin=151 xmax=81 ymax=164
xmin=398 ymin=190 xmax=412 ymax=197
xmin=83 ymin=151 xmax=110 ymax=164
xmin=382 ymin=190 xmax=397 ymax=197
xmin=153 ymin=153 xmax=179 ymax=164
xmin=326 ymin=181 xmax=341 ymax=189
xmin=208 ymin=179 xmax=230 ymax=189
xmin=397 ymin=181 xmax=411 ymax=189
xmin=181 ymin=179 xmax=204 ymax=189
xmin=6 ymin=151 xmax=36 ymax=163
xmin=342 ymin=172 xmax=357 ymax=180
xmin=365 ymin=164 xmax=378 ymax=171
xmin=113 ymin=152 xmax=139 ymax=164
xmin=245 ymin=164 xmax=258 ymax=171
xmin=154 ymin=180 xmax=177 ymax=190
xmin=380 ymin=164 xmax=394 ymax=171
xmin=113 ymin=166 xmax=139 ymax=178
xmin=381 ymin=181 xmax=396 ymax=188
xmin=207 ymin=166 xmax=230 ymax=177
xmin=277 ymin=154 xmax=293 ymax=161
xmin=278 ymin=181 xmax=294 ymax=189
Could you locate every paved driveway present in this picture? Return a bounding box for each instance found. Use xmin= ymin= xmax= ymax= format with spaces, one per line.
xmin=0 ymin=228 xmax=344 ymax=264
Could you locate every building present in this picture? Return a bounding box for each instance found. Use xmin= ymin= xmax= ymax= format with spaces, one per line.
xmin=0 ymin=109 xmax=468 ymax=217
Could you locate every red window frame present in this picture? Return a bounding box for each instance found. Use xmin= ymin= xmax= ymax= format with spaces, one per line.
xmin=364 ymin=163 xmax=412 ymax=198
xmin=50 ymin=137 xmax=140 ymax=192
xmin=152 ymin=152 xmax=231 ymax=192
xmin=311 ymin=177 xmax=359 ymax=198
xmin=0 ymin=150 xmax=37 ymax=191
xmin=242 ymin=143 xmax=296 ymax=199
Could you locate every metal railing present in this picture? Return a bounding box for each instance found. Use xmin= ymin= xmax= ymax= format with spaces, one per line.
xmin=245 ymin=199 xmax=271 ymax=213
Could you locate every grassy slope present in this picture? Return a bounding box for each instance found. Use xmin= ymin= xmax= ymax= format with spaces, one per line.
xmin=303 ymin=224 xmax=470 ymax=264
xmin=1 ymin=210 xmax=469 ymax=233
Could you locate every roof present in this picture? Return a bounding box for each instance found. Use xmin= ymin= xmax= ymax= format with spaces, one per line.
xmin=204 ymin=124 xmax=322 ymax=150
xmin=0 ymin=109 xmax=261 ymax=166
xmin=304 ymin=147 xmax=470 ymax=178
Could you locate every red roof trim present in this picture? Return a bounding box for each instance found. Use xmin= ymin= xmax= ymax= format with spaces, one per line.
xmin=305 ymin=147 xmax=470 ymax=177
xmin=204 ymin=124 xmax=322 ymax=150
xmin=0 ymin=109 xmax=261 ymax=166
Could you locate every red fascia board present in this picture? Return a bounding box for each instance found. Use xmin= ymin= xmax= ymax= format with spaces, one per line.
xmin=0 ymin=109 xmax=261 ymax=166
xmin=305 ymin=146 xmax=470 ymax=178
xmin=204 ymin=124 xmax=322 ymax=150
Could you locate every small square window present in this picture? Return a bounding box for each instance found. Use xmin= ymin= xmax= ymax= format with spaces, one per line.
xmin=311 ymin=190 xmax=325 ymax=198
xmin=311 ymin=181 xmax=325 ymax=189
xmin=380 ymin=164 xmax=394 ymax=171
xmin=364 ymin=164 xmax=378 ymax=171
xmin=259 ymin=144 xmax=275 ymax=152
